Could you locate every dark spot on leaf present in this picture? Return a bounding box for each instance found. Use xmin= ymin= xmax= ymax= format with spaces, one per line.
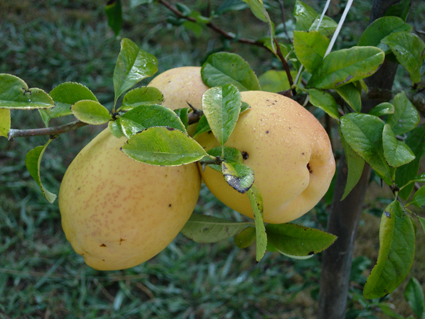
xmin=100 ymin=244 xmax=107 ymax=247
xmin=242 ymin=151 xmax=249 ymax=160
xmin=308 ymin=251 xmax=314 ymax=255
xmin=166 ymin=127 xmax=175 ymax=131
xmin=208 ymin=131 xmax=212 ymax=134
xmin=203 ymin=227 xmax=210 ymax=231
xmin=384 ymin=211 xmax=391 ymax=218
xmin=307 ymin=163 xmax=313 ymax=173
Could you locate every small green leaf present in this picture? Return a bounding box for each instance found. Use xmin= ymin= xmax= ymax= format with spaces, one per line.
xmin=364 ymin=200 xmax=415 ymax=299
xmin=71 ymin=100 xmax=112 ymax=125
xmin=358 ymin=16 xmax=412 ymax=47
xmin=382 ymin=32 xmax=425 ymax=84
xmin=418 ymin=216 xmax=425 ymax=234
xmin=247 ymin=185 xmax=267 ymax=262
xmin=105 ymin=0 xmax=122 ymax=36
xmin=385 ymin=0 xmax=410 ymax=21
xmin=259 ymin=70 xmax=297 ymax=93
xmin=234 ymin=226 xmax=256 ymax=249
xmin=174 ymin=108 xmax=189 ymax=129
xmin=44 ymin=82 xmax=99 ymax=124
xmin=340 ymin=113 xmax=394 ymax=185
xmin=108 ymin=120 xmax=124 ymax=138
xmin=192 ymin=115 xmax=211 ymax=138
xmin=0 ymin=74 xmax=54 ymax=109
xmin=121 ymin=126 xmax=207 ymax=166
xmin=293 ymin=0 xmax=317 ymax=31
xmin=180 ymin=214 xmax=254 ymax=243
xmin=387 ymin=91 xmax=420 ymax=135
xmin=0 ymin=109 xmax=10 ymax=138
xmin=383 ymin=124 xmax=415 ymax=167
xmin=369 ymin=102 xmax=395 ymax=117
xmin=201 ymin=52 xmax=261 ymax=91
xmin=293 ymin=31 xmax=329 ymax=73
xmin=120 ymin=86 xmax=164 ymax=111
xmin=404 ymin=277 xmax=425 ymax=319
xmin=25 ymin=140 xmax=56 ymax=203
xmin=119 ymin=104 xmax=186 ymax=138
xmin=113 ymin=38 xmax=158 ymax=101
xmin=340 ymin=127 xmax=365 ymax=200
xmin=307 ymin=89 xmax=339 ymax=120
xmin=396 ymin=126 xmax=425 ymax=199
xmin=266 ymin=223 xmax=337 ymax=257
xmin=221 ymin=162 xmax=254 ymax=194
xmin=412 ymin=186 xmax=425 ymax=207
xmin=335 ymin=83 xmax=362 ymax=113
xmin=308 ymin=47 xmax=385 ymax=89
xmin=202 ymin=84 xmax=241 ymax=146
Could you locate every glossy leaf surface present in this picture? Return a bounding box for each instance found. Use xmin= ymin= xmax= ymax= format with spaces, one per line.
xmin=120 ymin=87 xmax=163 ymax=111
xmin=335 ymin=83 xmax=361 ymax=113
xmin=387 ymin=91 xmax=420 ymax=135
xmin=383 ymin=124 xmax=415 ymax=168
xmin=71 ymin=100 xmax=112 ymax=125
xmin=293 ymin=31 xmax=329 ymax=73
xmin=307 ymin=89 xmax=339 ymax=120
xmin=369 ymin=102 xmax=395 ymax=117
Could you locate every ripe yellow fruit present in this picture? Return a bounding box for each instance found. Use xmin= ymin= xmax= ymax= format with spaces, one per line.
xmin=147 ymin=66 xmax=208 ymax=135
xmin=59 ymin=128 xmax=201 ymax=270
xmin=196 ymin=91 xmax=335 ymax=224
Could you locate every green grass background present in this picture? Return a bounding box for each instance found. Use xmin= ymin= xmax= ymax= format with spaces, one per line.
xmin=0 ymin=1 xmax=424 ymax=318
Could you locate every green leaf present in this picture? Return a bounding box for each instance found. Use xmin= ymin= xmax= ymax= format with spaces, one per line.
xmin=105 ymin=0 xmax=122 ymax=36
xmin=396 ymin=126 xmax=425 ymax=199
xmin=307 ymin=89 xmax=339 ymax=120
xmin=404 ymin=277 xmax=425 ymax=319
xmin=174 ymin=108 xmax=189 ymax=129
xmin=412 ymin=186 xmax=425 ymax=207
xmin=382 ymin=32 xmax=425 ymax=84
xmin=334 ymin=83 xmax=362 ymax=113
xmin=215 ymin=0 xmax=249 ymax=14
xmin=121 ymin=126 xmax=207 ymax=166
xmin=130 ymin=0 xmax=153 ymax=8
xmin=293 ymin=31 xmax=329 ymax=73
xmin=369 ymin=102 xmax=395 ymax=117
xmin=25 ymin=140 xmax=56 ymax=203
xmin=383 ymin=124 xmax=415 ymax=167
xmin=418 ymin=216 xmax=425 ymax=234
xmin=266 ymin=223 xmax=337 ymax=257
xmin=340 ymin=113 xmax=394 ymax=185
xmin=358 ymin=17 xmax=412 ymax=47
xmin=71 ymin=100 xmax=112 ymax=125
xmin=182 ymin=21 xmax=203 ymax=37
xmin=108 ymin=120 xmax=124 ymax=138
xmin=293 ymin=0 xmax=317 ymax=31
xmin=120 ymin=87 xmax=164 ymax=111
xmin=201 ymin=52 xmax=261 ymax=91
xmin=113 ymin=38 xmax=158 ymax=102
xmin=0 ymin=109 xmax=10 ymax=138
xmin=202 ymin=84 xmax=241 ymax=146
xmin=206 ymin=146 xmax=244 ymax=172
xmin=0 ymin=74 xmax=54 ymax=109
xmin=180 ymin=214 xmax=254 ymax=243
xmin=247 ymin=185 xmax=267 ymax=262
xmin=221 ymin=162 xmax=254 ymax=194
xmin=192 ymin=115 xmax=211 ymax=138
xmin=309 ymin=16 xmax=337 ymax=38
xmin=234 ymin=226 xmax=256 ymax=249
xmin=308 ymin=47 xmax=385 ymax=89
xmin=119 ymin=104 xmax=186 ymax=138
xmin=241 ymin=0 xmax=275 ymax=52
xmin=364 ymin=200 xmax=415 ymax=299
xmin=385 ymin=0 xmax=410 ymax=21
xmin=387 ymin=91 xmax=420 ymax=135
xmin=374 ymin=303 xmax=405 ymax=319
xmin=44 ymin=82 xmax=99 ymax=124
xmin=340 ymin=127 xmax=365 ymax=200
xmin=259 ymin=70 xmax=297 ymax=93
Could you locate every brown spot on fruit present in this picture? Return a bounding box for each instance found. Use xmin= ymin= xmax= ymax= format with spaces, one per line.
xmin=119 ymin=238 xmax=125 ymax=245
xmin=168 ymin=204 xmax=172 ymax=207
xmin=266 ymin=130 xmax=270 ymax=134
xmin=100 ymin=243 xmax=107 ymax=247
xmin=307 ymin=163 xmax=313 ymax=173
xmin=242 ymin=151 xmax=249 ymax=160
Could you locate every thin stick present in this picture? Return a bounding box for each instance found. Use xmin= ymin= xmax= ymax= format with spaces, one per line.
xmin=8 ymin=120 xmax=88 ymax=140
xmin=274 ymin=38 xmax=296 ymax=96
xmin=325 ymin=0 xmax=354 ymax=57
xmin=277 ymin=0 xmax=292 ymax=43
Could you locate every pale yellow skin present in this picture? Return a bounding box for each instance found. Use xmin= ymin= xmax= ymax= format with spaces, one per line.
xmin=59 ymin=128 xmax=201 ymax=270
xmin=147 ymin=66 xmax=208 ymax=135
xmin=196 ymin=91 xmax=335 ymax=224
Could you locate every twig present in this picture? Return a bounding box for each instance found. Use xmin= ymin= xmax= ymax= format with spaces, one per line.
xmin=274 ymin=38 xmax=296 ymax=96
xmin=8 ymin=120 xmax=88 ymax=140
xmin=277 ymin=0 xmax=292 ymax=43
xmin=158 ymin=0 xmax=265 ymax=48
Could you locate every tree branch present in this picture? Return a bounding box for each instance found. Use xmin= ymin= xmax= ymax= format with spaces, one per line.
xmin=8 ymin=120 xmax=88 ymax=140
xmin=274 ymin=38 xmax=296 ymax=96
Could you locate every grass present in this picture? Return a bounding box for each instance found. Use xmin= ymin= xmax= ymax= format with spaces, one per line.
xmin=1 ymin=0 xmax=425 ymax=318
